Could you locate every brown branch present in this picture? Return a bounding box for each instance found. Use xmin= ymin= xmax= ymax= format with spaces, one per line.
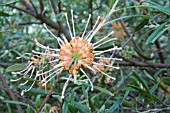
xmin=30 ymin=0 xmax=38 ymax=15
xmin=9 ymin=5 xmax=36 ymax=16
xmin=1 ymin=59 xmax=170 ymax=68
xmin=155 ymin=40 xmax=164 ymax=63
xmin=50 ymin=0 xmax=71 ymax=40
xmin=18 ymin=21 xmax=42 ymax=25
xmin=38 ymin=0 xmax=44 ymax=14
xmin=8 ymin=2 xmax=70 ymax=39
xmin=50 ymin=0 xmax=59 ymax=14
xmin=37 ymin=73 xmax=62 ymax=113
xmin=21 ymin=0 xmax=36 ymax=13
xmin=0 ymin=85 xmax=35 ymax=106
xmin=115 ymin=54 xmax=170 ymax=68
xmin=89 ymin=0 xmax=93 ymax=30
xmin=114 ymin=13 xmax=143 ymax=53
xmin=114 ymin=62 xmax=170 ymax=68
xmin=0 ymin=73 xmax=24 ymax=113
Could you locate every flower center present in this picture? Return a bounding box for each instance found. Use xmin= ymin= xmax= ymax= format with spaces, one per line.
xmin=59 ymin=36 xmax=94 ymax=74
xmin=72 ymin=51 xmax=81 ymax=60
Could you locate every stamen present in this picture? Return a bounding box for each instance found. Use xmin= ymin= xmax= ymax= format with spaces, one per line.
xmin=80 ymin=68 xmax=93 ymax=91
xmin=43 ymin=23 xmax=64 ymax=46
xmin=92 ymin=62 xmax=119 ymax=69
xmin=61 ymin=74 xmax=72 ymax=99
xmin=16 ymin=53 xmax=32 ymax=59
xmin=93 ymin=31 xmax=114 ymax=46
xmin=24 ymin=71 xmax=40 ymax=93
xmin=95 ymin=57 xmax=122 ymax=61
xmin=73 ymin=73 xmax=77 ymax=84
xmin=62 ymin=36 xmax=69 ymax=44
xmin=71 ymin=9 xmax=76 ymax=37
xmin=34 ymin=39 xmax=60 ymax=51
xmin=86 ymin=65 xmax=96 ymax=73
xmin=93 ymin=65 xmax=116 ymax=80
xmin=11 ymin=65 xmax=33 ymax=82
xmin=87 ymin=19 xmax=106 ymax=43
xmin=85 ymin=16 xmax=100 ymax=40
xmin=32 ymin=50 xmax=59 ymax=57
xmin=20 ymin=66 xmax=35 ymax=85
xmin=38 ymin=64 xmax=61 ymax=76
xmin=94 ymin=38 xmax=117 ymax=49
xmin=94 ymin=46 xmax=122 ymax=56
xmin=42 ymin=68 xmax=63 ymax=86
xmin=11 ymin=62 xmax=33 ymax=74
xmin=65 ymin=13 xmax=73 ymax=39
xmin=41 ymin=67 xmax=62 ymax=83
xmin=81 ymin=14 xmax=91 ymax=38
xmin=48 ymin=59 xmax=59 ymax=63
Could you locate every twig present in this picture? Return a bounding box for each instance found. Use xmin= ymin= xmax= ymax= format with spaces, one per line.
xmin=89 ymin=0 xmax=93 ymax=30
xmin=38 ymin=0 xmax=44 ymax=14
xmin=8 ymin=3 xmax=70 ymax=39
xmin=115 ymin=55 xmax=170 ymax=68
xmin=30 ymin=0 xmax=38 ymax=15
xmin=114 ymin=13 xmax=143 ymax=53
xmin=18 ymin=21 xmax=42 ymax=25
xmin=9 ymin=5 xmax=36 ymax=16
xmin=121 ymin=34 xmax=134 ymax=48
xmin=1 ymin=59 xmax=170 ymax=68
xmin=50 ymin=0 xmax=71 ymax=40
xmin=155 ymin=40 xmax=164 ymax=63
xmin=80 ymin=75 xmax=98 ymax=100
xmin=0 ymin=86 xmax=35 ymax=106
xmin=140 ymin=106 xmax=170 ymax=113
xmin=50 ymin=0 xmax=59 ymax=14
xmin=37 ymin=73 xmax=62 ymax=113
xmin=21 ymin=0 xmax=35 ymax=13
xmin=0 ymin=73 xmax=24 ymax=113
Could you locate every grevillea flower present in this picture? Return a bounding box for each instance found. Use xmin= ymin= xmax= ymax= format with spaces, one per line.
xmin=12 ymin=9 xmax=122 ymax=98
xmin=112 ymin=22 xmax=127 ymax=39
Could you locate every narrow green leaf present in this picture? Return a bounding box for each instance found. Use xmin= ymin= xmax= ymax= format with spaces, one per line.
xmin=35 ymin=95 xmax=41 ymax=110
xmin=144 ymin=70 xmax=155 ymax=81
xmin=146 ymin=22 xmax=167 ymax=44
xmin=128 ymin=85 xmax=146 ymax=95
xmin=0 ymin=0 xmax=20 ymax=6
xmin=128 ymin=85 xmax=163 ymax=104
xmin=109 ymin=0 xmax=116 ymax=10
xmin=62 ymin=102 xmax=69 ymax=113
xmin=27 ymin=105 xmax=31 ymax=113
xmin=162 ymin=77 xmax=170 ymax=86
xmin=4 ymin=100 xmax=36 ymax=112
xmin=98 ymin=105 xmax=105 ymax=113
xmin=151 ymin=94 xmax=163 ymax=104
xmin=11 ymin=50 xmax=30 ymax=60
xmin=143 ymin=0 xmax=170 ymax=15
xmin=135 ymin=19 xmax=149 ymax=32
xmin=107 ymin=98 xmax=122 ymax=113
xmin=6 ymin=103 xmax=12 ymax=113
xmin=151 ymin=82 xmax=159 ymax=93
xmin=132 ymin=70 xmax=151 ymax=95
xmin=6 ymin=64 xmax=27 ymax=72
xmin=68 ymin=103 xmax=78 ymax=113
xmin=83 ymin=83 xmax=114 ymax=96
xmin=121 ymin=88 xmax=130 ymax=105
xmin=18 ymin=85 xmax=56 ymax=95
xmin=74 ymin=101 xmax=90 ymax=113
xmin=88 ymin=98 xmax=95 ymax=112
xmin=0 ymin=11 xmax=10 ymax=16
xmin=134 ymin=47 xmax=153 ymax=60
xmin=4 ymin=100 xmax=28 ymax=106
xmin=154 ymin=69 xmax=166 ymax=78
xmin=122 ymin=100 xmax=133 ymax=107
